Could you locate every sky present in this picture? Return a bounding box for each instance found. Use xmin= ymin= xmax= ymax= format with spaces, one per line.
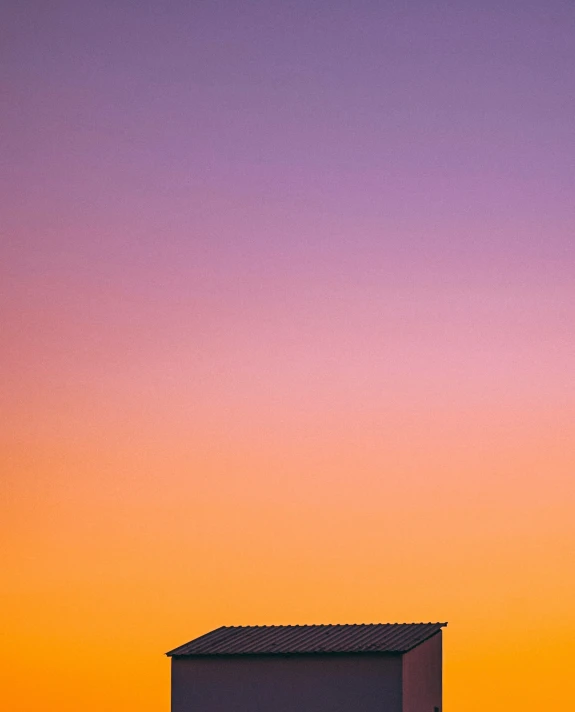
xmin=1 ymin=1 xmax=574 ymax=710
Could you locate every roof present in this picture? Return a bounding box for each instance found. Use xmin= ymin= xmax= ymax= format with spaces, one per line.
xmin=166 ymin=622 xmax=447 ymax=657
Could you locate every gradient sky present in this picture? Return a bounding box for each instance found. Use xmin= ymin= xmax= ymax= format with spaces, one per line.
xmin=2 ymin=2 xmax=575 ymax=710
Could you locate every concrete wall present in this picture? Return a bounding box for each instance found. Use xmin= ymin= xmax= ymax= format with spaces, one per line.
xmin=402 ymin=633 xmax=442 ymax=712
xmin=172 ymin=653 xmax=403 ymax=712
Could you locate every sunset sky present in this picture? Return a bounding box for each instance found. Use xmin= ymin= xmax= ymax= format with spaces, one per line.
xmin=2 ymin=1 xmax=574 ymax=710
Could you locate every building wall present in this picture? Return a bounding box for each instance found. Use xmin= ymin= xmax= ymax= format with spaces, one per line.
xmin=172 ymin=653 xmax=403 ymax=712
xmin=402 ymin=633 xmax=442 ymax=712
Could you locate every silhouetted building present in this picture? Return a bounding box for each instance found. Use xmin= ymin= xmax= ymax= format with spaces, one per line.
xmin=167 ymin=621 xmax=446 ymax=712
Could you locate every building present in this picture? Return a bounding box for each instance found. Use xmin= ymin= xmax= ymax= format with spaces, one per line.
xmin=167 ymin=621 xmax=447 ymax=712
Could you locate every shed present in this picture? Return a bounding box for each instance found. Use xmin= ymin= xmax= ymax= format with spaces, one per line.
xmin=167 ymin=621 xmax=447 ymax=712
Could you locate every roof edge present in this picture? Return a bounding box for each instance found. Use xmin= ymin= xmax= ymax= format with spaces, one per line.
xmin=402 ymin=624 xmax=447 ymax=653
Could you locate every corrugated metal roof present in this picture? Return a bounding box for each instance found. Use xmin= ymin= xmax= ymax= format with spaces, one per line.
xmin=166 ymin=622 xmax=447 ymax=657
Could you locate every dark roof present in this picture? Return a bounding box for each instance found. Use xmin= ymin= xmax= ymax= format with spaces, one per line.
xmin=166 ymin=622 xmax=447 ymax=657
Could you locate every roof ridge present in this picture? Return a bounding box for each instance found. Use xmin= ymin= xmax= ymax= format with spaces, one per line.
xmin=223 ymin=622 xmax=447 ymax=629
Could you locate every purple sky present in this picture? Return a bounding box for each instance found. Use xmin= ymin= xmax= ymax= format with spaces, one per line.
xmin=3 ymin=1 xmax=575 ymax=287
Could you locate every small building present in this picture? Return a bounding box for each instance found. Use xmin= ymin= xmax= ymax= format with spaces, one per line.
xmin=167 ymin=621 xmax=447 ymax=712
